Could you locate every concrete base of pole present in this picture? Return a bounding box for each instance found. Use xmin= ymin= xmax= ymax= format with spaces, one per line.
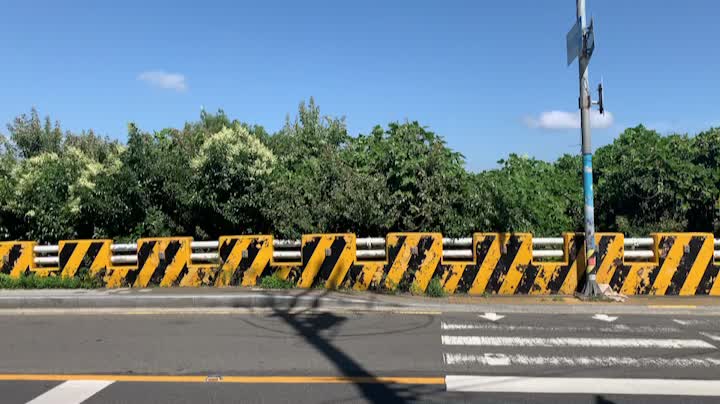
xmin=577 ymin=274 xmax=607 ymax=300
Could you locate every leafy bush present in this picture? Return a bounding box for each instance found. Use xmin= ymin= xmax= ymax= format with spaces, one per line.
xmin=426 ymin=277 xmax=447 ymax=298
xmin=259 ymin=274 xmax=295 ymax=289
xmin=0 ymin=273 xmax=100 ymax=289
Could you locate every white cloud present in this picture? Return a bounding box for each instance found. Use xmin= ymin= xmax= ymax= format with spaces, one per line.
xmin=524 ymin=110 xmax=614 ymax=130
xmin=137 ymin=70 xmax=187 ymax=92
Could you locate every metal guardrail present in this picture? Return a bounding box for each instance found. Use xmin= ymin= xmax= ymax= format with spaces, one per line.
xmin=28 ymin=236 xmax=720 ymax=266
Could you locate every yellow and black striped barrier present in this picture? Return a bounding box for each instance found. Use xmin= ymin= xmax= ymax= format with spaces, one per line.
xmin=347 ymin=233 xmax=443 ymax=292
xmin=0 ymin=241 xmax=34 ymax=277
xmin=294 ymin=234 xmax=355 ymax=289
xmin=214 ymin=235 xmax=273 ymax=287
xmin=58 ymin=239 xmax=112 ymax=278
xmin=439 ymin=233 xmax=585 ymax=295
xmin=127 ymin=237 xmax=192 ymax=287
xmin=596 ymin=233 xmax=720 ymax=296
xmin=1 ymin=232 xmax=718 ymax=295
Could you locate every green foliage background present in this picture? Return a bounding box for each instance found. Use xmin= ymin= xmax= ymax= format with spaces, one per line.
xmin=1 ymin=99 xmax=718 ymax=242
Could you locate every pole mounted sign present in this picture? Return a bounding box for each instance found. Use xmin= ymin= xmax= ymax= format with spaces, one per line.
xmin=567 ymin=17 xmax=595 ymax=66
xmin=566 ymin=18 xmax=582 ymax=66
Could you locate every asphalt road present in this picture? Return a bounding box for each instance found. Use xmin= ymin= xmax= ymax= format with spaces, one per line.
xmin=1 ymin=307 xmax=719 ymax=403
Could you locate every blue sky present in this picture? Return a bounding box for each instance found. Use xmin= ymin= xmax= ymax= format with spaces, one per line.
xmin=1 ymin=0 xmax=717 ymax=170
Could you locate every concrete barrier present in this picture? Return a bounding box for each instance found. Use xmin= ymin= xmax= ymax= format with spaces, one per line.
xmin=2 ymin=232 xmax=718 ymax=295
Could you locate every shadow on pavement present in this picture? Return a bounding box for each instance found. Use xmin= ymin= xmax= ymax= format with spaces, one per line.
xmin=264 ymin=288 xmax=437 ymax=404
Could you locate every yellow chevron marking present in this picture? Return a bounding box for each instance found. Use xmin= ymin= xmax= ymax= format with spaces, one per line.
xmin=298 ymin=236 xmax=335 ymax=288
xmin=325 ymin=235 xmax=355 ymax=289
xmin=498 ymin=236 xmax=532 ymax=294
xmin=410 ymin=235 xmax=442 ymax=293
xmin=596 ymin=234 xmax=623 ymax=284
xmin=651 ymin=236 xmax=685 ymax=295
xmin=353 ymin=263 xmax=383 ymax=291
xmin=385 ymin=234 xmax=418 ymax=290
xmin=680 ymin=237 xmax=714 ymax=296
xmin=469 ymin=236 xmax=501 ymax=295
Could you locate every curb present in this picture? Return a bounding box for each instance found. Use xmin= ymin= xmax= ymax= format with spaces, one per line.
xmin=0 ymin=293 xmax=719 ymax=316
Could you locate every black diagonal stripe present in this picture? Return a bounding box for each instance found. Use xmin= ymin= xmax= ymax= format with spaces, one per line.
xmin=302 ymin=237 xmax=321 ymax=265
xmin=609 ymin=263 xmax=630 ymax=292
xmin=317 ymin=237 xmax=348 ymax=283
xmin=430 ymin=261 xmax=448 ymax=285
xmin=570 ymin=237 xmax=586 ymax=293
xmin=2 ymin=245 xmax=23 ymax=274
xmin=456 ymin=236 xmax=494 ymax=293
xmin=84 ymin=242 xmax=105 ymax=269
xmin=233 ymin=239 xmax=263 ymax=285
xmin=640 ymin=236 xmax=675 ymax=293
xmin=386 ymin=236 xmax=407 ymax=263
xmin=346 ymin=264 xmax=364 ymax=287
xmin=399 ymin=236 xmax=434 ymax=290
xmin=597 ymin=235 xmax=613 ymax=266
xmin=59 ymin=242 xmax=78 ymax=269
xmin=137 ymin=241 xmax=156 ymax=270
xmin=515 ymin=263 xmax=540 ymax=295
xmin=695 ymin=263 xmax=719 ymax=295
xmin=150 ymin=241 xmax=182 ymax=285
xmin=125 ymin=268 xmax=139 ymax=286
xmin=546 ymin=237 xmax=584 ymax=293
xmin=172 ymin=264 xmax=190 ymax=286
xmin=219 ymin=238 xmax=238 ymax=262
xmin=485 ymin=236 xmax=522 ymax=293
xmin=666 ymin=237 xmax=704 ymax=295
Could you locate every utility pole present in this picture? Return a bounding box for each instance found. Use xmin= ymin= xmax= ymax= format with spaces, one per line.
xmin=569 ymin=0 xmax=603 ymax=296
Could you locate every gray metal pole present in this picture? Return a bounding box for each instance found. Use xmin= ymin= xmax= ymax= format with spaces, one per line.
xmin=577 ymin=0 xmax=601 ymax=296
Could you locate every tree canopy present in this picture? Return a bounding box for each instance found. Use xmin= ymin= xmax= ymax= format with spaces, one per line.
xmin=0 ymin=103 xmax=717 ymax=242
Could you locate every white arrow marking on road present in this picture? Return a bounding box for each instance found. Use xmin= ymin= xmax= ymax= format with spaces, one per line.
xmin=700 ymin=332 xmax=720 ymax=341
xmin=593 ymin=314 xmax=618 ymax=322
xmin=674 ymin=319 xmax=692 ymax=325
xmin=479 ymin=312 xmax=505 ymax=322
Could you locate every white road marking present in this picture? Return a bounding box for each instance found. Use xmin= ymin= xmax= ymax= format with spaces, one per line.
xmin=26 ymin=380 xmax=114 ymax=404
xmin=443 ymin=353 xmax=720 ymax=367
xmin=445 ymin=375 xmax=720 ymax=396
xmin=478 ymin=312 xmax=505 ymax=322
xmin=440 ymin=322 xmax=680 ymax=334
xmin=592 ymin=314 xmax=618 ymax=322
xmin=700 ymin=332 xmax=720 ymax=341
xmin=674 ymin=319 xmax=708 ymax=326
xmin=440 ymin=335 xmax=716 ymax=349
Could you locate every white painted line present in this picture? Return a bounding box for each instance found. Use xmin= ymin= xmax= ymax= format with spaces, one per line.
xmin=440 ymin=322 xmax=680 ymax=334
xmin=26 ymin=380 xmax=114 ymax=404
xmin=445 ymin=375 xmax=720 ymax=396
xmin=674 ymin=319 xmax=707 ymax=326
xmin=700 ymin=332 xmax=720 ymax=342
xmin=440 ymin=336 xmax=716 ymax=349
xmin=443 ymin=353 xmax=720 ymax=367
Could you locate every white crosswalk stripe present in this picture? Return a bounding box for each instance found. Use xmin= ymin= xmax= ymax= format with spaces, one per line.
xmin=440 ymin=322 xmax=681 ymax=334
xmin=25 ymin=380 xmax=113 ymax=404
xmin=441 ymin=317 xmax=720 ymax=371
xmin=441 ymin=335 xmax=715 ymax=349
xmin=444 ymin=353 xmax=720 ymax=367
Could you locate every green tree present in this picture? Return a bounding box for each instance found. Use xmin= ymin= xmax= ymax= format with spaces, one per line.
xmin=191 ymin=124 xmax=276 ymax=236
xmin=6 ymin=108 xmax=63 ymax=159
